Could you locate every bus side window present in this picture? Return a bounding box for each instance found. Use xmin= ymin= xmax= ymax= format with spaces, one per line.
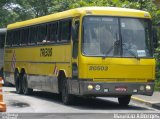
xmin=20 ymin=28 xmax=29 ymax=46
xmin=47 ymin=23 xmax=51 ymax=42
xmin=7 ymin=31 xmax=12 ymax=47
xmin=47 ymin=22 xmax=58 ymax=43
xmin=17 ymin=30 xmax=21 ymax=46
xmin=20 ymin=29 xmax=24 ymax=45
xmin=12 ymin=30 xmax=19 ymax=46
xmin=37 ymin=24 xmax=47 ymax=44
xmin=59 ymin=19 xmax=71 ymax=42
xmin=10 ymin=32 xmax=13 ymax=46
xmin=29 ymin=26 xmax=37 ymax=45
xmin=0 ymin=33 xmax=5 ymax=48
xmin=25 ymin=28 xmax=29 ymax=45
xmin=6 ymin=31 xmax=12 ymax=47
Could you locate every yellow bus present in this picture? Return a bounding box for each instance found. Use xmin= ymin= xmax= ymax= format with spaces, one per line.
xmin=4 ymin=7 xmax=157 ymax=106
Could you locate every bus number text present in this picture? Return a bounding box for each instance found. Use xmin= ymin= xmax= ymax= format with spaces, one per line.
xmin=40 ymin=48 xmax=52 ymax=57
xmin=89 ymin=66 xmax=108 ymax=71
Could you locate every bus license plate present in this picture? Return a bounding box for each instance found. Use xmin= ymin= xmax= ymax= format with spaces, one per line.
xmin=115 ymin=87 xmax=127 ymax=92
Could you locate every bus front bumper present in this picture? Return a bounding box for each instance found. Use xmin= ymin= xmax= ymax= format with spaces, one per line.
xmin=79 ymin=81 xmax=154 ymax=97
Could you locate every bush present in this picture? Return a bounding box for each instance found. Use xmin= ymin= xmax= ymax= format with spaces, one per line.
xmin=154 ymin=49 xmax=160 ymax=91
xmin=155 ymin=80 xmax=160 ymax=91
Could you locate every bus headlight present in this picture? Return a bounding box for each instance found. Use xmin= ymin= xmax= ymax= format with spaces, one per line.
xmin=146 ymin=85 xmax=151 ymax=91
xmin=88 ymin=85 xmax=93 ymax=90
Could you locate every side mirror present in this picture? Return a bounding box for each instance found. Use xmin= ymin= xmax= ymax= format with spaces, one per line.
xmin=152 ymin=28 xmax=158 ymax=48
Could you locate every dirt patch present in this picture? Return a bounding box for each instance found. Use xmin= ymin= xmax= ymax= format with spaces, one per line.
xmin=9 ymin=100 xmax=30 ymax=108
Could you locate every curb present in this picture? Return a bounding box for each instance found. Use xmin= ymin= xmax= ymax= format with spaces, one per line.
xmin=131 ymin=96 xmax=160 ymax=110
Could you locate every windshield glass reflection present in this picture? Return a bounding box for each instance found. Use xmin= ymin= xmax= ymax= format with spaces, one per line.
xmin=82 ymin=16 xmax=152 ymax=58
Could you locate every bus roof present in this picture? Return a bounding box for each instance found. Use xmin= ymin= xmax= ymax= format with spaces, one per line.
xmin=7 ymin=7 xmax=151 ymax=30
xmin=0 ymin=28 xmax=6 ymax=34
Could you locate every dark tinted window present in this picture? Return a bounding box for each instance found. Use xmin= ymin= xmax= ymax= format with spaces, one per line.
xmin=29 ymin=26 xmax=37 ymax=44
xmin=0 ymin=34 xmax=5 ymax=48
xmin=9 ymin=31 xmax=13 ymax=46
xmin=37 ymin=24 xmax=47 ymax=43
xmin=15 ymin=30 xmax=20 ymax=45
xmin=20 ymin=28 xmax=29 ymax=45
xmin=47 ymin=22 xmax=58 ymax=43
xmin=59 ymin=20 xmax=71 ymax=42
xmin=6 ymin=31 xmax=10 ymax=46
xmin=6 ymin=18 xmax=72 ymax=47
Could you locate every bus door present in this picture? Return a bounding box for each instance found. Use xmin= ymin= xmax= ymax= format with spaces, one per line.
xmin=71 ymin=18 xmax=80 ymax=94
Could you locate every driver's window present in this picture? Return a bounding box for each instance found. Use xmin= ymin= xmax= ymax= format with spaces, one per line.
xmin=72 ymin=20 xmax=79 ymax=58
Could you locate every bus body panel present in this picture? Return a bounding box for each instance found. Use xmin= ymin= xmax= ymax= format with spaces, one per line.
xmin=4 ymin=44 xmax=72 ymax=93
xmin=79 ymin=56 xmax=155 ymax=81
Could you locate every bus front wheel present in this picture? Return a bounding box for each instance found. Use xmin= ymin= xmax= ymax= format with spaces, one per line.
xmin=62 ymin=79 xmax=74 ymax=105
xmin=22 ymin=73 xmax=33 ymax=95
xmin=118 ymin=95 xmax=131 ymax=106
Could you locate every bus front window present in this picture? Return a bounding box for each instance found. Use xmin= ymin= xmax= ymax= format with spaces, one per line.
xmin=82 ymin=16 xmax=153 ymax=58
xmin=121 ymin=18 xmax=152 ymax=57
xmin=82 ymin=17 xmax=120 ymax=57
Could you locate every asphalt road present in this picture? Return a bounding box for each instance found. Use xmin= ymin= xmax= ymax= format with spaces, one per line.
xmin=1 ymin=87 xmax=160 ymax=119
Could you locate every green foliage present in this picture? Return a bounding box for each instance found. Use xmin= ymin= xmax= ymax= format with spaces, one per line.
xmin=155 ymin=80 xmax=160 ymax=91
xmin=0 ymin=0 xmax=160 ymax=28
xmin=154 ymin=48 xmax=160 ymax=91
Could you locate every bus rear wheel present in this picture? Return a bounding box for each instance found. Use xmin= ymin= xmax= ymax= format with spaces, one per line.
xmin=118 ymin=95 xmax=131 ymax=106
xmin=22 ymin=73 xmax=33 ymax=95
xmin=15 ymin=72 xmax=23 ymax=94
xmin=62 ymin=79 xmax=74 ymax=105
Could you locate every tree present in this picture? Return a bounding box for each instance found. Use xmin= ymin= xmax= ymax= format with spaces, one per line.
xmin=0 ymin=0 xmax=160 ymax=28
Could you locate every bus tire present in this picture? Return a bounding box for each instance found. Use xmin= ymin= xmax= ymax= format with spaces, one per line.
xmin=118 ymin=95 xmax=131 ymax=106
xmin=22 ymin=73 xmax=33 ymax=95
xmin=15 ymin=72 xmax=23 ymax=94
xmin=62 ymin=78 xmax=74 ymax=105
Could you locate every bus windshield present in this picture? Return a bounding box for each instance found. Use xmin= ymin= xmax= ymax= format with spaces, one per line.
xmin=82 ymin=16 xmax=152 ymax=58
